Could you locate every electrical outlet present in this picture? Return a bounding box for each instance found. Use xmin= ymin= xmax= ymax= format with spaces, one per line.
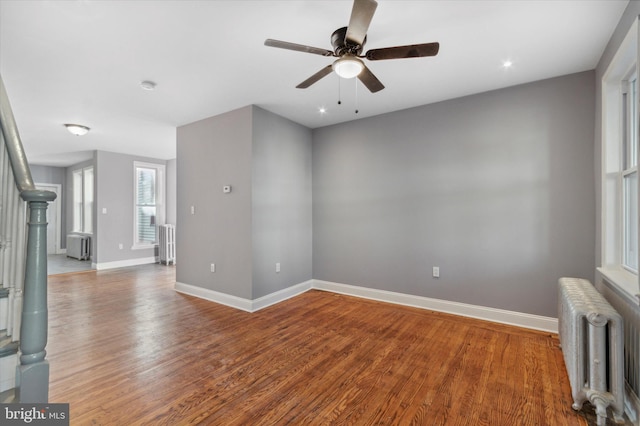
xmin=118 ymin=243 xmax=123 ymax=250
xmin=276 ymin=262 xmax=281 ymax=273
xmin=433 ymin=266 xmax=440 ymax=278
xmin=210 ymin=263 xmax=215 ymax=273
xmin=190 ymin=205 xmax=195 ymax=215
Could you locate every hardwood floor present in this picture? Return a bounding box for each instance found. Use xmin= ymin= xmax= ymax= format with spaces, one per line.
xmin=47 ymin=264 xmax=590 ymax=425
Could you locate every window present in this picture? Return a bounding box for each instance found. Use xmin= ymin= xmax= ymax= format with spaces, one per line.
xmin=623 ymin=75 xmax=638 ymax=272
xmin=72 ymin=166 xmax=93 ymax=234
xmin=133 ymin=162 xmax=165 ymax=248
xmin=600 ymin=18 xmax=639 ymax=297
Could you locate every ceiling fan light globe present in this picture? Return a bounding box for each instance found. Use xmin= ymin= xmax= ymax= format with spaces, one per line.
xmin=333 ymin=56 xmax=364 ymax=79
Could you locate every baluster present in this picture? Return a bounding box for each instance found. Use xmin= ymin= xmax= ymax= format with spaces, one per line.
xmin=6 ymin=172 xmax=17 ymax=337
xmin=0 ymin=141 xmax=5 ymax=287
xmin=12 ymin=184 xmax=27 ymax=339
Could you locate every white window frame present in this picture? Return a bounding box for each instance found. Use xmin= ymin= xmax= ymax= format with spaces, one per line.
xmin=132 ymin=161 xmax=165 ymax=250
xmin=71 ymin=166 xmax=93 ymax=235
xmin=599 ymin=18 xmax=640 ymax=299
xmin=622 ymin=73 xmax=638 ymax=273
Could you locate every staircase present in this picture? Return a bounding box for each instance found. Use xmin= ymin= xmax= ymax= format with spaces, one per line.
xmin=0 ymin=73 xmax=55 ymax=403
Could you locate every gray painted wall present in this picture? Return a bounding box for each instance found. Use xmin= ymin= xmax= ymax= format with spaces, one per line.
xmin=176 ymin=106 xmax=254 ymax=299
xmin=312 ymin=71 xmax=595 ymax=318
xmin=252 ymin=107 xmax=313 ymax=298
xmin=176 ymin=105 xmax=313 ymax=300
xmin=31 ymin=164 xmax=65 ymax=186
xmin=95 ymin=150 xmax=167 ymax=265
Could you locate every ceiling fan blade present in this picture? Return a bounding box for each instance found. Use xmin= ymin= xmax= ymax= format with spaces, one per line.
xmin=365 ymin=42 xmax=440 ymax=61
xmin=296 ymin=65 xmax=334 ymax=89
xmin=357 ymin=65 xmax=384 ymax=93
xmin=345 ymin=0 xmax=378 ymax=46
xmin=264 ymin=39 xmax=334 ymax=57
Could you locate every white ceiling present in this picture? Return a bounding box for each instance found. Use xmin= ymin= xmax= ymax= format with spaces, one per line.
xmin=0 ymin=0 xmax=629 ymax=167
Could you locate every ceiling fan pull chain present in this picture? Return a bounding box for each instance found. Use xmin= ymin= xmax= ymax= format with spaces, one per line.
xmin=338 ymin=77 xmax=342 ymax=105
xmin=355 ymin=79 xmax=359 ymax=114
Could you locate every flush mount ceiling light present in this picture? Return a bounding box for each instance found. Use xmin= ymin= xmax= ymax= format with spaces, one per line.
xmin=64 ymin=124 xmax=90 ymax=136
xmin=332 ymin=55 xmax=364 ymax=79
xmin=140 ymin=80 xmax=157 ymax=91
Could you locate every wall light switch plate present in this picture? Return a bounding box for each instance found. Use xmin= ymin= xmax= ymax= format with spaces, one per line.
xmin=223 ymin=185 xmax=232 ymax=193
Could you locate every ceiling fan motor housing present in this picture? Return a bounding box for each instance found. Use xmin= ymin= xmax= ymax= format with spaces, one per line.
xmin=331 ymin=26 xmax=365 ymax=56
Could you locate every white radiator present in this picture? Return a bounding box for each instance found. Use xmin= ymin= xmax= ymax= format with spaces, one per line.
xmin=66 ymin=234 xmax=90 ymax=260
xmin=158 ymin=224 xmax=175 ymax=265
xmin=558 ymin=277 xmax=625 ymax=425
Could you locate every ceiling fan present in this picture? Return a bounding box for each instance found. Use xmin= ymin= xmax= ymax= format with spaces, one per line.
xmin=264 ymin=0 xmax=439 ymax=93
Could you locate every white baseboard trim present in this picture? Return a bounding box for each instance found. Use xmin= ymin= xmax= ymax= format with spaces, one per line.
xmin=175 ymin=280 xmax=558 ymax=333
xmin=312 ymin=279 xmax=558 ymax=333
xmin=251 ymin=280 xmax=314 ymax=311
xmin=57 ymin=249 xmax=67 ymax=255
xmin=175 ymin=282 xmax=253 ymax=311
xmin=93 ymin=257 xmax=156 ymax=271
xmin=175 ymin=280 xmax=313 ymax=313
xmin=172 ymin=278 xmax=558 ymax=333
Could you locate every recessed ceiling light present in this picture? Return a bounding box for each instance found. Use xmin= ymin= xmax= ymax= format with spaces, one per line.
xmin=64 ymin=124 xmax=90 ymax=136
xmin=140 ymin=80 xmax=157 ymax=91
xmin=318 ymin=107 xmax=327 ymax=114
xmin=502 ymin=60 xmax=513 ymax=68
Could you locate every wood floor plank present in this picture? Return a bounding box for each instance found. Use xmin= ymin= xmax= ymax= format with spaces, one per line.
xmin=45 ymin=265 xmax=592 ymax=425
